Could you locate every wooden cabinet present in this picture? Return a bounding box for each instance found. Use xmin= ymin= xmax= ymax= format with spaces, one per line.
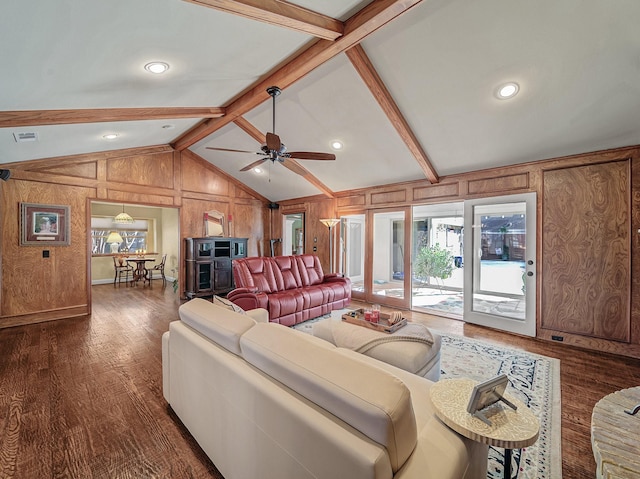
xmin=185 ymin=237 xmax=247 ymax=299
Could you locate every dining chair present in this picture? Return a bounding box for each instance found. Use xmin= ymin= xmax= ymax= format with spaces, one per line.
xmin=113 ymin=256 xmax=134 ymax=287
xmin=149 ymin=253 xmax=167 ymax=285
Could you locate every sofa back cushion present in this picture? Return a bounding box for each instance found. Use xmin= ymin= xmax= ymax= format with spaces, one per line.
xmin=233 ymin=257 xmax=278 ymax=293
xmin=271 ymin=256 xmax=303 ymax=291
xmin=240 ymin=323 xmax=417 ymax=473
xmin=295 ymin=254 xmax=325 ymax=286
xmin=178 ymin=298 xmax=256 ymax=355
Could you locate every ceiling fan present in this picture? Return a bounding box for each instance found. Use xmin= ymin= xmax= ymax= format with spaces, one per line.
xmin=206 ymin=86 xmax=336 ymax=174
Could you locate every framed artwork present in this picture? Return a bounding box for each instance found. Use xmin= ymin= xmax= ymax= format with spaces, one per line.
xmin=20 ymin=202 xmax=70 ymax=246
xmin=466 ymin=374 xmax=516 ymax=425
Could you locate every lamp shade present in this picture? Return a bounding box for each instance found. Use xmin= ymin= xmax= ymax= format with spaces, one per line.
xmin=319 ymin=218 xmax=339 ymax=228
xmin=107 ymin=231 xmax=123 ymax=253
xmin=114 ymin=205 xmax=134 ymax=224
xmin=106 ymin=232 xmax=123 ymax=244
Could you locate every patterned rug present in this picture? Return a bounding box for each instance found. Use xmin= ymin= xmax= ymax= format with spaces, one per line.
xmin=293 ymin=313 xmax=562 ymax=479
xmin=438 ymin=333 xmax=561 ymax=479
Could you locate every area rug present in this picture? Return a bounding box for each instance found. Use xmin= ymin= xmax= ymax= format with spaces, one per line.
xmin=293 ymin=313 xmax=562 ymax=479
xmin=438 ymin=333 xmax=561 ymax=479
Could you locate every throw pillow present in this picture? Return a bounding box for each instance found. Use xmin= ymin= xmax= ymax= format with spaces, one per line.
xmin=213 ymin=295 xmax=246 ymax=315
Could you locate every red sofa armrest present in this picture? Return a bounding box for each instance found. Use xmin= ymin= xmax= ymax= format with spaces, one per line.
xmin=227 ymin=288 xmax=269 ymax=312
xmin=324 ymin=274 xmax=350 ymax=285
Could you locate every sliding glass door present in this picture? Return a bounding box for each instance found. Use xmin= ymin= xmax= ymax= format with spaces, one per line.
xmin=463 ymin=193 xmax=536 ymax=336
xmin=370 ymin=208 xmax=410 ymax=308
xmin=411 ymin=202 xmax=464 ymax=317
xmin=340 ymin=214 xmax=365 ymax=295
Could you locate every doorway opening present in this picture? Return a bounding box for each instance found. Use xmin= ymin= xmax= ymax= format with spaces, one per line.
xmin=283 ymin=213 xmax=304 ymax=256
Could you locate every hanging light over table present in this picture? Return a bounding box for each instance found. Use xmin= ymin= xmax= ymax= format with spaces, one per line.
xmin=114 ymin=204 xmax=134 ymax=224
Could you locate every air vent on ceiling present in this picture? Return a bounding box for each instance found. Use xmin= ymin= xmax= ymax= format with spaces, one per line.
xmin=13 ymin=132 xmax=38 ymax=143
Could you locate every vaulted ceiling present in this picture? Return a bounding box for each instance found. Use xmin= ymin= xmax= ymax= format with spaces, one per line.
xmin=2 ymin=0 xmax=640 ymax=202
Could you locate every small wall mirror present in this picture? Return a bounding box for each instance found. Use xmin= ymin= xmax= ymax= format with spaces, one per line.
xmin=205 ymin=210 xmax=225 ymax=237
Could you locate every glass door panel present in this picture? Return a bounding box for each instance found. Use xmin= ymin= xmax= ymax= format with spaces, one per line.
xmin=371 ymin=209 xmax=408 ymax=306
xmin=463 ymin=193 xmax=536 ymax=336
xmin=340 ymin=215 xmax=365 ymax=294
xmin=411 ymin=202 xmax=464 ymax=317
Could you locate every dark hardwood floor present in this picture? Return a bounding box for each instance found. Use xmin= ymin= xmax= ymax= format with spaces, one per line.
xmin=0 ymin=284 xmax=638 ymax=478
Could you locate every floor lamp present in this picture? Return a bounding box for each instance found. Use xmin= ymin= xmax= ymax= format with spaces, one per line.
xmin=319 ymin=218 xmax=340 ymax=274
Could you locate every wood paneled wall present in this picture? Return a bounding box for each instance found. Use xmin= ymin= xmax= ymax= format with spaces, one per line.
xmin=5 ymin=141 xmax=640 ymax=358
xmin=276 ymin=145 xmax=640 ymax=359
xmin=541 ymin=161 xmax=630 ymax=342
xmin=0 ymin=146 xmax=266 ymax=328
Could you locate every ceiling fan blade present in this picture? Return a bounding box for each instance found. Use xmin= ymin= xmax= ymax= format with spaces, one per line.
xmin=206 ymin=146 xmax=262 ymax=155
xmin=266 ymin=132 xmax=281 ymax=151
xmin=288 ymin=152 xmax=336 ymax=161
xmin=240 ymin=158 xmax=268 ymax=172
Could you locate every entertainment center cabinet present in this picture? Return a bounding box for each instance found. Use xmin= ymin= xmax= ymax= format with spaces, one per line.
xmin=185 ymin=237 xmax=247 ymax=299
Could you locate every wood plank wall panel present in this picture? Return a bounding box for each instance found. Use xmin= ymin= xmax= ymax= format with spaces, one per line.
xmin=413 ymin=182 xmax=459 ymax=201
xmin=1 ymin=147 xmax=266 ymax=326
xmin=631 ymin=158 xmax=640 ymax=344
xmin=107 ymin=189 xmax=176 ymax=206
xmin=106 ymin=152 xmax=175 ymax=189
xmin=32 ymin=161 xmax=98 ymax=180
xmin=1 ymin=180 xmax=93 ymax=317
xmin=309 ymin=199 xmax=337 ymax=273
xmin=231 ymin=201 xmax=265 ymax=257
xmin=541 ymin=161 xmax=630 ymax=341
xmin=337 ymin=194 xmax=365 ymax=208
xmin=371 ymin=189 xmax=406 ymax=205
xmin=180 ymin=151 xmax=230 ymax=196
xmin=468 ymin=173 xmax=529 ymax=195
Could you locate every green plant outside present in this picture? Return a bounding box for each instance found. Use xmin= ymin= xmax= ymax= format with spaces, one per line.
xmin=414 ymin=244 xmax=454 ymax=285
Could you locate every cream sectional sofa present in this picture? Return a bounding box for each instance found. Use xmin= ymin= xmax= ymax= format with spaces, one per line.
xmin=162 ymin=299 xmax=488 ymax=479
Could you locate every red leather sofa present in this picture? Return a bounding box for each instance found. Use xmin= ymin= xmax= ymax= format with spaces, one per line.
xmin=227 ymin=254 xmax=351 ymax=326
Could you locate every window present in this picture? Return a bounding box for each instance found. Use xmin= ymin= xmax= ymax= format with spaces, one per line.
xmin=91 ymin=217 xmax=150 ymax=255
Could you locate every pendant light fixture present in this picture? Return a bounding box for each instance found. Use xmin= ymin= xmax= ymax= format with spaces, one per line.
xmin=114 ymin=204 xmax=134 ymax=224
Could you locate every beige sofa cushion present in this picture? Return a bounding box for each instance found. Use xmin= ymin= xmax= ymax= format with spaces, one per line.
xmin=240 ymin=322 xmax=418 ymax=473
xmin=178 ymin=298 xmax=256 ymax=355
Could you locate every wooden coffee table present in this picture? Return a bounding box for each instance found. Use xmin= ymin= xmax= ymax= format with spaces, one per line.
xmin=429 ymin=378 xmax=539 ymax=479
xmin=591 ymin=386 xmax=640 ymax=479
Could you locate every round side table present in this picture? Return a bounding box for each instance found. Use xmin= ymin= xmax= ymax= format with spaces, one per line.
xmin=591 ymin=386 xmax=640 ymax=479
xmin=429 ymin=378 xmax=539 ymax=479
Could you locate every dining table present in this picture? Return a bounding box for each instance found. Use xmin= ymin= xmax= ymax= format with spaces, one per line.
xmin=125 ymin=257 xmax=156 ymax=285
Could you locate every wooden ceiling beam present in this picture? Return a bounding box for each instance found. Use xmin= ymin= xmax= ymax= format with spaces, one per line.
xmin=173 ymin=0 xmax=424 ymax=151
xmin=0 ymin=107 xmax=225 ymax=128
xmin=233 ymin=117 xmax=335 ymax=198
xmin=346 ymin=44 xmax=439 ymax=184
xmin=183 ymin=0 xmax=343 ymax=40
xmin=233 ymin=116 xmax=267 ymax=144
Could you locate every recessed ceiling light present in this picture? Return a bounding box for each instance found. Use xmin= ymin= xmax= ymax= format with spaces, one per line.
xmin=496 ymin=82 xmax=519 ymax=100
xmin=331 ymin=140 xmax=343 ymax=150
xmin=254 ymin=167 xmax=262 ymax=174
xmin=102 ymin=133 xmax=118 ymax=140
xmin=144 ymin=61 xmax=170 ymax=74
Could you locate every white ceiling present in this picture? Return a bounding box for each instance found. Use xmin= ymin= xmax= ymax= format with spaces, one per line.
xmin=3 ymin=0 xmax=640 ymax=202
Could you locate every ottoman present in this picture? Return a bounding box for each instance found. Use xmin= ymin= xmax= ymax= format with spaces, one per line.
xmin=312 ymin=317 xmax=441 ymax=381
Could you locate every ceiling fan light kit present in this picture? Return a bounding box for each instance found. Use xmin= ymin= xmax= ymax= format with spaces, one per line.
xmin=206 ymin=86 xmax=336 ymax=175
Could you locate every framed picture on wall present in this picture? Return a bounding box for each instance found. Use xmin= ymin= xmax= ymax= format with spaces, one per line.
xmin=20 ymin=202 xmax=70 ymax=246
